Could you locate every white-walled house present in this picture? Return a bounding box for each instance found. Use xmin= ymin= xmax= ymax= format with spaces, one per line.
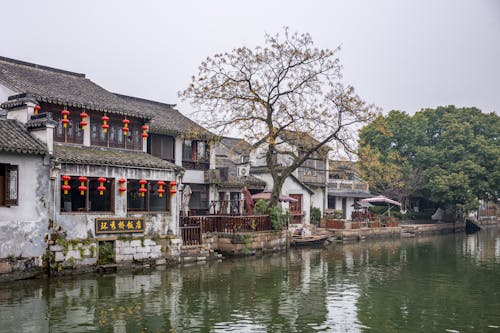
xmin=327 ymin=160 xmax=371 ymax=220
xmin=0 ymin=56 xmax=217 ymax=277
xmin=0 ymin=118 xmax=48 ymax=278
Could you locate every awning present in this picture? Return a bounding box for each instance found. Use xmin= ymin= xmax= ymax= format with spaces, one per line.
xmin=360 ymin=195 xmax=401 ymax=206
xmin=252 ymin=192 xmax=298 ymax=202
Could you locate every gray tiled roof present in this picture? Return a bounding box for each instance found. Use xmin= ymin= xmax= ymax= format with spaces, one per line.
xmin=0 ymin=57 xmax=148 ymax=119
xmin=53 ymin=144 xmax=182 ymax=171
xmin=114 ymin=94 xmax=213 ymax=138
xmin=0 ymin=56 xmax=214 ymax=140
xmin=0 ymin=118 xmax=46 ymax=155
xmin=220 ymin=137 xmax=252 ymax=155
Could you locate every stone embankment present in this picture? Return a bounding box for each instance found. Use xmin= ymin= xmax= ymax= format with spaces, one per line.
xmin=325 ymin=222 xmax=467 ymax=242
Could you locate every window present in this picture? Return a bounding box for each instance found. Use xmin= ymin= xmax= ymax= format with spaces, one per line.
xmin=0 ymin=164 xmax=18 ymax=206
xmin=89 ymin=113 xmax=143 ymax=151
xmin=53 ymin=111 xmax=83 ymax=144
xmin=187 ymin=184 xmax=209 ymax=211
xmin=149 ymin=134 xmax=175 ymax=161
xmin=61 ymin=177 xmax=114 ymax=212
xmin=182 ymin=140 xmax=209 ymax=170
xmin=127 ymin=180 xmax=170 ymax=212
xmin=303 ymin=159 xmax=317 ymax=176
xmin=182 ymin=140 xmax=208 ymax=162
xmin=240 ymin=155 xmax=250 ymax=163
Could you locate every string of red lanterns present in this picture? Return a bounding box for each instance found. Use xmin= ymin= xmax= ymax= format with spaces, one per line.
xmin=122 ymin=118 xmax=130 ymax=136
xmin=61 ymin=175 xmax=71 ymax=194
xmin=61 ymin=177 xmax=177 ymax=197
xmin=101 ymin=115 xmax=109 ymax=133
xmin=78 ymin=176 xmax=88 ymax=196
xmin=170 ymin=181 xmax=177 ymax=194
xmin=141 ymin=125 xmax=149 ymax=141
xmin=80 ymin=112 xmax=88 ymax=130
xmin=157 ymin=181 xmax=165 ymax=197
xmin=61 ymin=109 xmax=70 ymax=128
xmin=34 ymin=105 xmax=41 ymax=115
xmin=97 ymin=177 xmax=107 ymax=195
xmin=139 ymin=179 xmax=148 ymax=197
xmin=118 ymin=178 xmax=127 ymax=195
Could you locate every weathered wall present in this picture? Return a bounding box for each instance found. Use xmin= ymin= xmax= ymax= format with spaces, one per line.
xmin=0 ymin=153 xmax=49 ymax=259
xmin=51 ymin=164 xmax=178 ymax=240
xmin=202 ymin=230 xmax=288 ymax=256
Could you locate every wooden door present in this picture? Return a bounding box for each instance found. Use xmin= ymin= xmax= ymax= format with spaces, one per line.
xmin=289 ymin=194 xmax=303 ymax=224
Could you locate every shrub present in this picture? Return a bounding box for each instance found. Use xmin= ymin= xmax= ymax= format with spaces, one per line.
xmin=310 ymin=206 xmax=321 ymax=225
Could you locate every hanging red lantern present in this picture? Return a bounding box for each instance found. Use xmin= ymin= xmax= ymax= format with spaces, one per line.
xmin=122 ymin=118 xmax=130 ymax=136
xmin=139 ymin=179 xmax=147 ymax=197
xmin=157 ymin=181 xmax=165 ymax=197
xmin=80 ymin=112 xmax=88 ymax=130
xmin=101 ymin=115 xmax=109 ymax=133
xmin=34 ymin=105 xmax=41 ymax=115
xmin=78 ymin=176 xmax=88 ymax=196
xmin=97 ymin=177 xmax=107 ymax=195
xmin=61 ymin=109 xmax=70 ymax=128
xmin=118 ymin=178 xmax=127 ymax=195
xmin=141 ymin=125 xmax=149 ymax=141
xmin=170 ymin=181 xmax=177 ymax=194
xmin=61 ymin=175 xmax=71 ymax=194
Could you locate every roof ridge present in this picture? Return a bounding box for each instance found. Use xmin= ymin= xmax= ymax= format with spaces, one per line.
xmin=114 ymin=93 xmax=176 ymax=108
xmin=0 ymin=56 xmax=86 ymax=78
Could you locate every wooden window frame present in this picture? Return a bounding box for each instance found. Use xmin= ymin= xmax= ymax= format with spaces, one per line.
xmin=1 ymin=164 xmax=19 ymax=207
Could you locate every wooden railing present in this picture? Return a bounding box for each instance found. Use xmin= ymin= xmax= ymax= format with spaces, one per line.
xmin=180 ymin=215 xmax=272 ymax=245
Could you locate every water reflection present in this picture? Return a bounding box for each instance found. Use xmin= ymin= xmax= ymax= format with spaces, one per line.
xmin=0 ymin=228 xmax=499 ymax=332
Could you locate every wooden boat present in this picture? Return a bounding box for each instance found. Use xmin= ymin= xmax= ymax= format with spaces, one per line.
xmin=291 ymin=235 xmax=330 ymax=247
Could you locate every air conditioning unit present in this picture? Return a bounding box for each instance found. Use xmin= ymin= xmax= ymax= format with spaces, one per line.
xmin=237 ymin=165 xmax=250 ymax=177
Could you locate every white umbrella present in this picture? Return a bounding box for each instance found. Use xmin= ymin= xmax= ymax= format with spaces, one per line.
xmin=360 ymin=195 xmax=401 ymax=217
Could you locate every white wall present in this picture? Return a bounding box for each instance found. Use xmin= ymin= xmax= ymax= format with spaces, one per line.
xmin=0 ymin=153 xmax=49 ymax=258
xmin=51 ymin=164 xmax=178 ymax=239
xmin=253 ymin=172 xmax=312 ymax=225
xmin=310 ymin=188 xmax=325 ymax=214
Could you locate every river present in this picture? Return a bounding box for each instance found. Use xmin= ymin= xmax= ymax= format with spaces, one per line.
xmin=1 ymin=228 xmax=499 ymax=332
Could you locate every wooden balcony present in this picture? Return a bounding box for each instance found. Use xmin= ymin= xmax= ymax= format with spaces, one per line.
xmin=328 ymin=179 xmax=369 ymax=192
xmin=180 ymin=215 xmax=272 ymax=245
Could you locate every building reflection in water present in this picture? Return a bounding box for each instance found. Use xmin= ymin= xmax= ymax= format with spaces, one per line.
xmin=0 ymin=229 xmax=499 ymax=332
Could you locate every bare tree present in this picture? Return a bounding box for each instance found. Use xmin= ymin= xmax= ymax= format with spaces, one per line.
xmin=180 ymin=27 xmax=376 ymax=207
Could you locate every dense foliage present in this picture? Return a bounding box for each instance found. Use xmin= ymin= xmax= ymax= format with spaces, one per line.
xmin=358 ymin=106 xmax=499 ymax=213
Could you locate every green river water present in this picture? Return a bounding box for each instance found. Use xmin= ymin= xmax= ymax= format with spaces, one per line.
xmin=0 ymin=227 xmax=499 ymax=332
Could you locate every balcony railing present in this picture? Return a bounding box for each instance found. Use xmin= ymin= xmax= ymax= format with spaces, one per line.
xmin=328 ymin=179 xmax=369 ymax=192
xmin=180 ymin=215 xmax=273 ymax=245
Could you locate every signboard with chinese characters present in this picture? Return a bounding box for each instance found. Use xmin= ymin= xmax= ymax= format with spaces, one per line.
xmin=95 ymin=218 xmax=145 ymax=234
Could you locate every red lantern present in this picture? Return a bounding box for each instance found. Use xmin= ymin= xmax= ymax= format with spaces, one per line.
xmin=101 ymin=115 xmax=109 ymax=133
xmin=61 ymin=109 xmax=70 ymax=128
xmin=122 ymin=118 xmax=130 ymax=136
xmin=141 ymin=125 xmax=149 ymax=141
xmin=139 ymin=179 xmax=147 ymax=197
xmin=118 ymin=178 xmax=127 ymax=195
xmin=170 ymin=181 xmax=177 ymax=194
xmin=34 ymin=105 xmax=41 ymax=115
xmin=80 ymin=112 xmax=88 ymax=130
xmin=61 ymin=175 xmax=71 ymax=195
xmin=157 ymin=180 xmax=165 ymax=197
xmin=97 ymin=177 xmax=106 ymax=195
xmin=78 ymin=176 xmax=88 ymax=196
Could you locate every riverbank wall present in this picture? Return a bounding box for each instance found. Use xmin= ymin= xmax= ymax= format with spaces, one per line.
xmin=328 ymin=222 xmax=467 ymax=242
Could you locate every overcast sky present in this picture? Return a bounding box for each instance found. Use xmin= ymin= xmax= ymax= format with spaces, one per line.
xmin=2 ymin=0 xmax=499 ymax=119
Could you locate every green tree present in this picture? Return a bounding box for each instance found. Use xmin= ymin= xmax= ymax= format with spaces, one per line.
xmin=359 ymin=106 xmax=500 ymax=215
xmin=180 ymin=28 xmax=376 ymax=207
